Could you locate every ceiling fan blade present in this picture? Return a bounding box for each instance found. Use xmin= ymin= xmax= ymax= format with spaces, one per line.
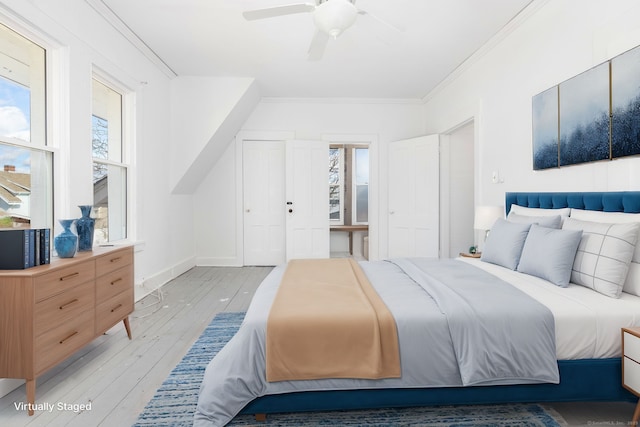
xmin=243 ymin=3 xmax=315 ymax=21
xmin=308 ymin=30 xmax=329 ymax=61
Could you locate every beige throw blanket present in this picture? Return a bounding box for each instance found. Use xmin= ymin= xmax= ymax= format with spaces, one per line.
xmin=266 ymin=258 xmax=401 ymax=382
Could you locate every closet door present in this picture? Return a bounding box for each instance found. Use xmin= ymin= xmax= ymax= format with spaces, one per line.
xmin=243 ymin=140 xmax=286 ymax=265
xmin=285 ymin=140 xmax=330 ymax=260
xmin=388 ymin=135 xmax=440 ymax=258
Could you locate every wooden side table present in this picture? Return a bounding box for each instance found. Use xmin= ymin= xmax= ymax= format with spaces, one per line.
xmin=622 ymin=327 xmax=640 ymax=423
xmin=459 ymin=252 xmax=481 ymax=258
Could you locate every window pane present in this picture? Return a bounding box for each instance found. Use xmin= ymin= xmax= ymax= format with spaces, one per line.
xmin=92 ymin=79 xmax=122 ymax=162
xmin=93 ymin=162 xmax=127 ymax=243
xmin=0 ymin=143 xmax=52 ymax=229
xmin=356 ymin=185 xmax=368 ymax=223
xmin=92 ymin=115 xmax=108 ymax=159
xmin=355 ymin=147 xmax=369 ymax=184
xmin=329 ymin=147 xmax=340 ymax=184
xmin=0 ymin=23 xmax=46 ymax=145
xmin=329 ymin=184 xmax=340 ymax=220
xmin=0 ymin=77 xmax=30 ymax=141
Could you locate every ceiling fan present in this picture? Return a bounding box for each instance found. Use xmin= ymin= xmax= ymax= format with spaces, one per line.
xmin=242 ymin=0 xmax=401 ymax=60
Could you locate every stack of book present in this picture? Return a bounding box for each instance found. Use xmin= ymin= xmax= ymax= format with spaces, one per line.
xmin=0 ymin=228 xmax=51 ymax=269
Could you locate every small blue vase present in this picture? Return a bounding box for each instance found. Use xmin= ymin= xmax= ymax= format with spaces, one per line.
xmin=54 ymin=219 xmax=77 ymax=258
xmin=76 ymin=205 xmax=95 ymax=251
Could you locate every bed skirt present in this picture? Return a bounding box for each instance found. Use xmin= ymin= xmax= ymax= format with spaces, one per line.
xmin=240 ymin=358 xmax=633 ymax=415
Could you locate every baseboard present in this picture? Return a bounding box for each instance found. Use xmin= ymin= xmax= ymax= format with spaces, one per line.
xmin=0 ymin=378 xmax=24 ymax=400
xmin=196 ymin=256 xmax=242 ymax=267
xmin=134 ymin=256 xmax=196 ymax=302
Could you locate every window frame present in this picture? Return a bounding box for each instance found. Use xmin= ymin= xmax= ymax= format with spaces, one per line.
xmin=328 ymin=142 xmax=369 ymax=226
xmin=0 ymin=17 xmax=55 ymax=231
xmin=329 ymin=145 xmax=344 ymax=224
xmin=90 ymin=71 xmax=133 ymax=244
xmin=351 ymin=146 xmax=369 ymax=225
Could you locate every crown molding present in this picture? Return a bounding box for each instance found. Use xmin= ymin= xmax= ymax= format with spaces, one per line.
xmin=422 ymin=0 xmax=550 ymax=104
xmin=85 ymin=0 xmax=177 ymax=79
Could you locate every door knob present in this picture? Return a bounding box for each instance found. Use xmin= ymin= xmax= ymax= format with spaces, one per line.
xmin=288 ymin=209 xmax=293 ymax=213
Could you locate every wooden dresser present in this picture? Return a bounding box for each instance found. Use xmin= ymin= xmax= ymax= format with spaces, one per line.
xmin=0 ymin=245 xmax=134 ymax=415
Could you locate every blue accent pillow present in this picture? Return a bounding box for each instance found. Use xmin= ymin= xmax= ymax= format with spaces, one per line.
xmin=481 ymin=219 xmax=531 ymax=270
xmin=517 ymin=224 xmax=583 ymax=287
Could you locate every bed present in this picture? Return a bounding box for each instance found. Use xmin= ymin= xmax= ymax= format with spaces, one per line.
xmin=194 ymin=191 xmax=640 ymax=426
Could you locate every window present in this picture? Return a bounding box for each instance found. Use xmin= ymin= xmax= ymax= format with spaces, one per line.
xmin=0 ymin=22 xmax=51 ymax=229
xmin=329 ymin=147 xmax=343 ymax=222
xmin=92 ymin=77 xmax=127 ymax=243
xmin=354 ymin=147 xmax=369 ymax=223
xmin=328 ymin=144 xmax=369 ymax=225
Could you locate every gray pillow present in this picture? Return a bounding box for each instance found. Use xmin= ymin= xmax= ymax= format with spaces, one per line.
xmin=517 ymin=224 xmax=583 ymax=287
xmin=507 ymin=212 xmax=562 ymax=229
xmin=481 ymin=218 xmax=531 ymax=270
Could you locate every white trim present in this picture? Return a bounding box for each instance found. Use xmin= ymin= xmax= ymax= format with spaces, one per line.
xmin=422 ymin=0 xmax=548 ymax=103
xmin=84 ymin=0 xmax=177 ymax=78
xmin=261 ymin=97 xmax=423 ymax=105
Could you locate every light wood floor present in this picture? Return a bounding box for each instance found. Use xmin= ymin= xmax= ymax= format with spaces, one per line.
xmin=0 ymin=265 xmax=636 ymax=426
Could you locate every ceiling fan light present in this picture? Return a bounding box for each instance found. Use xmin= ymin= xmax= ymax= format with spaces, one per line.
xmin=314 ymin=0 xmax=357 ymax=39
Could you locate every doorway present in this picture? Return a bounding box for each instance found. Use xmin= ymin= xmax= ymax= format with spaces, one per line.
xmin=441 ymin=121 xmax=475 ymax=258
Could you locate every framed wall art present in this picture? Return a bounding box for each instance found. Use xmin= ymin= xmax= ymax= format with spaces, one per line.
xmin=611 ymin=44 xmax=640 ymax=159
xmin=531 ymin=43 xmax=640 ymax=170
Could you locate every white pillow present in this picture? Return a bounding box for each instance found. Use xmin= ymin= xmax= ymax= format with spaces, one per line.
xmin=507 ymin=212 xmax=562 ymax=229
xmin=509 ymin=205 xmax=571 ymax=218
xmin=569 ymin=209 xmax=640 ymax=295
xmin=517 ymin=224 xmax=583 ymax=287
xmin=562 ymin=217 xmax=639 ymax=298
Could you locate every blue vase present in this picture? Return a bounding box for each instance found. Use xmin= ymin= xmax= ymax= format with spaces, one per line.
xmin=76 ymin=205 xmax=95 ymax=251
xmin=54 ymin=219 xmax=77 ymax=258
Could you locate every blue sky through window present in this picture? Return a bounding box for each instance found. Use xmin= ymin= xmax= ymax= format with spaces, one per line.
xmin=0 ymin=76 xmax=31 ymax=173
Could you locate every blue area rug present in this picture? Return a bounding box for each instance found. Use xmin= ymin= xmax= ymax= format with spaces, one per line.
xmin=134 ymin=312 xmax=566 ymax=427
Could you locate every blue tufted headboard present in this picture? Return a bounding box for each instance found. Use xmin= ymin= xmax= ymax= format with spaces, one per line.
xmin=505 ymin=191 xmax=640 ymax=215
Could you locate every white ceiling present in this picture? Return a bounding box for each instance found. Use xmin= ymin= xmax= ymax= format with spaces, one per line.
xmin=99 ymin=0 xmax=534 ymax=99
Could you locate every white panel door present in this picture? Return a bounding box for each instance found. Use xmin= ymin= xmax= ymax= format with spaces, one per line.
xmin=388 ymin=135 xmax=439 ymax=258
xmin=286 ymin=140 xmax=329 ymax=260
xmin=243 ymin=140 xmax=286 ymax=265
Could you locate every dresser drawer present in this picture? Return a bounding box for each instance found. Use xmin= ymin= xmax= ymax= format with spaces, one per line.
xmin=625 ymin=356 xmax=640 ymax=394
xmin=34 ymin=261 xmax=95 ymax=302
xmin=624 ymin=331 xmax=640 ymax=363
xmin=35 ymin=309 xmax=94 ymax=374
xmin=96 ymin=288 xmax=133 ymax=335
xmin=34 ymin=281 xmax=95 ymax=337
xmin=96 ymin=263 xmax=133 ymax=301
xmin=96 ymin=247 xmax=133 ymax=277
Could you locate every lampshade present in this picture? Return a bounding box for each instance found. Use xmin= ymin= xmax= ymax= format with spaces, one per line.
xmin=314 ymin=0 xmax=357 ymax=39
xmin=474 ymin=205 xmax=504 ymax=231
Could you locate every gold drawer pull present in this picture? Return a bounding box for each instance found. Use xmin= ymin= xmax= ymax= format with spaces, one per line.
xmin=59 ymin=272 xmax=79 ymax=281
xmin=111 ymin=303 xmax=123 ymax=313
xmin=59 ymin=331 xmax=78 ymax=344
xmin=110 ymin=257 xmax=122 ymax=263
xmin=59 ymin=299 xmax=79 ymax=310
xmin=110 ymin=278 xmax=123 ymax=286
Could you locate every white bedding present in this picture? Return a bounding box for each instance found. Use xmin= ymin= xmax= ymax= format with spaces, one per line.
xmin=459 ymin=257 xmax=640 ymax=359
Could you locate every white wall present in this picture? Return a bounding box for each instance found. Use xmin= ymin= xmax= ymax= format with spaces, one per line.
xmin=0 ymin=0 xmax=196 ymax=298
xmin=423 ymin=0 xmax=640 ymax=207
xmin=194 ymin=98 xmax=427 ymax=264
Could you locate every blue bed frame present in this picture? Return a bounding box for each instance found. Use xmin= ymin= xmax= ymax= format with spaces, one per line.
xmin=240 ymin=191 xmax=640 ymax=416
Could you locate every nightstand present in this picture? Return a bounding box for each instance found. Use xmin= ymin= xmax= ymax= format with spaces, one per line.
xmin=622 ymin=327 xmax=640 ymax=423
xmin=459 ymin=252 xmax=481 ymax=258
